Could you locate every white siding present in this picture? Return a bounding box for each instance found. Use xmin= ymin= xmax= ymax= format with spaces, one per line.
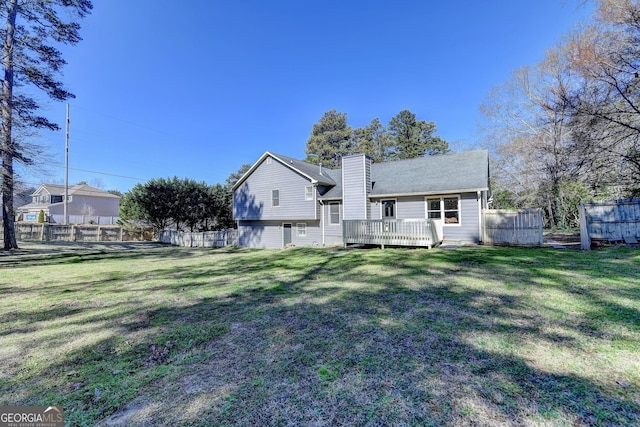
xmin=48 ymin=196 xmax=120 ymax=217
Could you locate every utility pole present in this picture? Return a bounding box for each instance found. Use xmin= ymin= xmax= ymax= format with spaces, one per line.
xmin=64 ymin=103 xmax=69 ymax=225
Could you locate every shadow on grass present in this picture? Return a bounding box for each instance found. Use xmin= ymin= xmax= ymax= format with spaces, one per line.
xmin=1 ymin=246 xmax=638 ymax=426
xmin=0 ymin=241 xmax=201 ymax=268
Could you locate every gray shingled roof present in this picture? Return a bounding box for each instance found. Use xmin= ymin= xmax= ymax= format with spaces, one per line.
xmin=319 ymin=150 xmax=489 ymax=199
xmin=269 ymin=152 xmax=337 ymax=186
xmin=237 ymin=150 xmax=488 ymax=198
xmin=30 ymin=184 xmax=120 ymax=198
xmin=318 ymin=169 xmax=343 ymax=199
xmin=370 ymin=150 xmax=489 ymax=196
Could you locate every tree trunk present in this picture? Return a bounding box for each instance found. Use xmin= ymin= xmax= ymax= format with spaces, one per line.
xmin=547 ymin=198 xmax=556 ymax=229
xmin=1 ymin=0 xmax=18 ymax=250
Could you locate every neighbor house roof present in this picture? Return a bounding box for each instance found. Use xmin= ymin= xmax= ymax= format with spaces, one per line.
xmin=31 ymin=183 xmax=120 ymax=199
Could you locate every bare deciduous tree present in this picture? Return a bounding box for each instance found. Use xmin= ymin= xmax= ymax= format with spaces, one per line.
xmin=565 ymin=0 xmax=640 ymax=195
xmin=481 ymin=48 xmax=584 ymax=227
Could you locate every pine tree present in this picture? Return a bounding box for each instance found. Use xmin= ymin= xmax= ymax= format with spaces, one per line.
xmin=1 ymin=0 xmax=92 ymax=250
xmin=304 ymin=110 xmax=354 ymax=169
xmin=388 ymin=110 xmax=449 ymax=160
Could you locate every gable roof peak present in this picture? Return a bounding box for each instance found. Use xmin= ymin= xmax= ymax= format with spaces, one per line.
xmin=232 ymin=151 xmax=337 ymax=190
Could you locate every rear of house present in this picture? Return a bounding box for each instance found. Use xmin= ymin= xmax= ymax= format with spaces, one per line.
xmin=233 ymin=150 xmax=490 ymax=248
xmin=233 ymin=153 xmax=334 ymax=249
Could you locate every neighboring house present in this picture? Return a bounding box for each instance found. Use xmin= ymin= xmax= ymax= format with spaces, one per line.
xmin=232 ymin=150 xmax=490 ymax=249
xmin=16 ymin=184 xmax=120 ymax=223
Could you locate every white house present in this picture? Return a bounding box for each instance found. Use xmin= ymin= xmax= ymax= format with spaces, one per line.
xmin=17 ymin=184 xmax=120 ymax=224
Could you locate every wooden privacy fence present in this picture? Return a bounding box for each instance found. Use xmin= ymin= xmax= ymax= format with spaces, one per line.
xmin=482 ymin=209 xmax=543 ymax=247
xmin=343 ymin=219 xmax=442 ymax=249
xmin=579 ymin=199 xmax=640 ymax=250
xmin=49 ymin=214 xmax=120 ymax=225
xmin=6 ymin=223 xmax=152 ymax=242
xmin=159 ymin=229 xmax=238 ymax=248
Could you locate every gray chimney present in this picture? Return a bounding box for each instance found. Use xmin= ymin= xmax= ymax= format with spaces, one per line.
xmin=342 ymin=153 xmax=371 ymax=220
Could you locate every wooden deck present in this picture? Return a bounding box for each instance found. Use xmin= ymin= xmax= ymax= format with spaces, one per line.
xmin=343 ymin=219 xmax=442 ymax=249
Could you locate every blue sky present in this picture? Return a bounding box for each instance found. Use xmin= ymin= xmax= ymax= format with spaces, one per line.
xmin=25 ymin=0 xmax=593 ymax=193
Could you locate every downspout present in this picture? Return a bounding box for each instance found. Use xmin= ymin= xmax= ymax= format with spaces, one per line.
xmin=477 ymin=191 xmax=483 ymax=244
xmin=313 ymin=183 xmax=318 ymax=221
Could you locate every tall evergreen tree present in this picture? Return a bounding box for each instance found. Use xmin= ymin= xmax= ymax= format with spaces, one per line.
xmin=225 ymin=163 xmax=251 ymax=189
xmin=388 ymin=110 xmax=449 ymax=159
xmin=1 ymin=0 xmax=93 ymax=250
xmin=209 ymin=183 xmax=234 ymax=230
xmin=304 ymin=110 xmax=354 ymax=169
xmin=353 ymin=118 xmax=391 ymax=163
xmin=120 ymin=177 xmax=176 ymax=232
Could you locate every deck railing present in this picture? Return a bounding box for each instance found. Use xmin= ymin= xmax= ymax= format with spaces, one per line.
xmin=343 ymin=219 xmax=442 ymax=248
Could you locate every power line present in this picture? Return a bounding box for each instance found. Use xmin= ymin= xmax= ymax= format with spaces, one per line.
xmin=71 ymin=105 xmax=182 ymax=139
xmin=48 ymin=164 xmax=146 ymax=181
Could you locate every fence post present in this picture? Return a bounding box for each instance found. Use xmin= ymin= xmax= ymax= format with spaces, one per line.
xmin=537 ymin=209 xmax=543 ymax=246
xmin=579 ymin=203 xmax=591 ymax=251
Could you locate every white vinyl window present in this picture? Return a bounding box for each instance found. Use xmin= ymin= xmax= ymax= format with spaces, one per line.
xmin=272 ymin=189 xmax=280 ymax=207
xmin=305 ymin=185 xmax=313 ymax=201
xmin=427 ymin=196 xmax=460 ymax=225
xmin=427 ymin=198 xmax=441 ymax=219
xmin=329 ymin=202 xmax=340 ymax=225
xmin=297 ymin=223 xmax=306 ymax=237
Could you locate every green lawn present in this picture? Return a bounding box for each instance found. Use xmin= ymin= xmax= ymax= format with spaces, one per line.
xmin=0 ymin=244 xmax=638 ymax=426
